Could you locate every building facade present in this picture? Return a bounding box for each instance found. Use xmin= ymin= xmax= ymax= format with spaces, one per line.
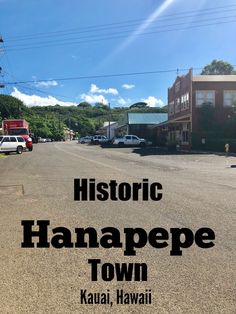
xmin=167 ymin=69 xmax=236 ymax=149
xmin=100 ymin=121 xmax=118 ymax=139
xmin=127 ymin=113 xmax=168 ymax=144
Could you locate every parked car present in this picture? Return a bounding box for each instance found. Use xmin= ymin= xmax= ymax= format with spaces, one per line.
xmin=79 ymin=136 xmax=92 ymax=144
xmin=0 ymin=135 xmax=26 ymax=154
xmin=38 ymin=137 xmax=47 ymax=143
xmin=112 ymin=135 xmax=146 ymax=147
xmin=91 ymin=135 xmax=108 ymax=144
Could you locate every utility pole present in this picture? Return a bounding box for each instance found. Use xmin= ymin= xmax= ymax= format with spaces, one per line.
xmin=0 ymin=67 xmax=4 ymax=89
xmin=108 ymin=102 xmax=111 ymax=140
xmin=68 ymin=113 xmax=72 ymax=140
xmin=0 ymin=37 xmax=5 ymax=90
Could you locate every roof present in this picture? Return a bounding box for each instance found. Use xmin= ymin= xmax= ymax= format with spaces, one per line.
xmin=128 ymin=113 xmax=168 ymax=125
xmin=192 ymin=75 xmax=236 ymax=82
xmin=103 ymin=121 xmax=117 ymax=127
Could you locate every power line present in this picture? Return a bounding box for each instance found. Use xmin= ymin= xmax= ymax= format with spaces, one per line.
xmin=0 ymin=38 xmax=75 ymax=101
xmin=0 ymin=46 xmax=76 ymax=100
xmin=5 ymin=63 xmax=236 ymax=86
xmin=1 ymin=67 xmax=215 ymax=86
xmin=4 ymin=18 xmax=236 ymax=53
xmin=10 ymin=80 xmax=75 ymax=100
xmin=4 ymin=13 xmax=236 ymax=50
xmin=5 ymin=8 xmax=236 ymax=44
xmin=5 ymin=3 xmax=236 ymax=42
xmin=4 ymin=71 xmax=75 ymax=100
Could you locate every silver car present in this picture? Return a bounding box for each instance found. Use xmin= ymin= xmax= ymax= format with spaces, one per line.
xmin=79 ymin=136 xmax=92 ymax=144
xmin=92 ymin=135 xmax=108 ymax=144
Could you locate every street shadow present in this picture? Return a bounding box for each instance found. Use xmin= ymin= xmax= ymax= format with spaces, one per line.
xmin=132 ymin=148 xmax=236 ymax=157
xmin=132 ymin=147 xmax=189 ymax=156
xmin=100 ymin=143 xmax=136 ymax=149
xmin=99 ymin=143 xmax=236 ymax=157
xmin=100 ymin=145 xmax=192 ymax=154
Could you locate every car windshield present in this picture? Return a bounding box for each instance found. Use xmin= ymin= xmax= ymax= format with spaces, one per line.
xmin=8 ymin=128 xmax=29 ymax=135
xmin=0 ymin=136 xmax=3 ymax=142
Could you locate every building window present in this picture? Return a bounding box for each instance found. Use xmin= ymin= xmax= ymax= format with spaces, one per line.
xmin=196 ymin=91 xmax=215 ymax=107
xmin=169 ymin=101 xmax=174 ymax=116
xmin=181 ymin=93 xmax=189 ymax=110
xmin=175 ymin=98 xmax=181 ymax=113
xmin=224 ymin=90 xmax=236 ymax=107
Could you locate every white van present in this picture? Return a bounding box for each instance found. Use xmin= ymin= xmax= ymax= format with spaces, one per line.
xmin=0 ymin=135 xmax=26 ymax=154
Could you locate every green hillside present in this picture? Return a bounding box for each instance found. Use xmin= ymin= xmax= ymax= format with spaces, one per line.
xmin=0 ymin=95 xmax=167 ymax=139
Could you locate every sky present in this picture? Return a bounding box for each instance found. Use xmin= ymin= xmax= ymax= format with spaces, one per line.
xmin=0 ymin=0 xmax=236 ymax=108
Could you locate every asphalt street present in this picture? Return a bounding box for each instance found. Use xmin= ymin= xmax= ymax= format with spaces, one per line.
xmin=0 ymin=141 xmax=235 ymax=314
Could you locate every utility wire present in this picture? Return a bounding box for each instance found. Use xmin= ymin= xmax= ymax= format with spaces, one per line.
xmin=5 ymin=3 xmax=236 ymax=41
xmin=0 ymin=40 xmax=75 ymax=101
xmin=2 ymin=67 xmax=216 ymax=86
xmin=4 ymin=18 xmax=236 ymax=52
xmin=5 ymin=64 xmax=236 ymax=86
xmin=4 ymin=71 xmax=75 ymax=100
xmin=4 ymin=8 xmax=236 ymax=43
xmin=4 ymin=13 xmax=236 ymax=49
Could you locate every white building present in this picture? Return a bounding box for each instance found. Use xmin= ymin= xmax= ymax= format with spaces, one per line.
xmin=101 ymin=121 xmax=118 ymax=139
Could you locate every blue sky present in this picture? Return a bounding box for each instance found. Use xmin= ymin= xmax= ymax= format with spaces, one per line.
xmin=0 ymin=0 xmax=235 ymax=107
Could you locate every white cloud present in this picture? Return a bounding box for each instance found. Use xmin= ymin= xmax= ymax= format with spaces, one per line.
xmin=116 ymin=97 xmax=131 ymax=107
xmin=122 ymin=84 xmax=135 ymax=90
xmin=34 ymin=80 xmax=59 ymax=88
xmin=80 ymin=93 xmax=108 ymax=105
xmin=11 ymin=88 xmax=77 ymax=107
xmin=142 ymin=96 xmax=165 ymax=107
xmin=32 ymin=76 xmax=59 ymax=88
xmin=90 ymin=84 xmax=118 ymax=95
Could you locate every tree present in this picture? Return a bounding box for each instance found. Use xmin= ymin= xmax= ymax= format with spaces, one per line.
xmin=94 ymin=102 xmax=108 ymax=110
xmin=201 ymin=60 xmax=236 ymax=75
xmin=75 ymin=117 xmax=95 ymax=136
xmin=77 ymin=102 xmax=92 ymax=109
xmin=0 ymin=95 xmax=26 ymax=119
xmin=129 ymin=102 xmax=147 ymax=109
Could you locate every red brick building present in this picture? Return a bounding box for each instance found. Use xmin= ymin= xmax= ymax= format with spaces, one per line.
xmin=167 ymin=69 xmax=236 ymax=149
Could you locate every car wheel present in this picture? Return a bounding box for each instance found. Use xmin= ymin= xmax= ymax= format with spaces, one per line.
xmin=95 ymin=140 xmax=99 ymax=145
xmin=118 ymin=142 xmax=124 ymax=147
xmin=140 ymin=142 xmax=146 ymax=147
xmin=29 ymin=147 xmax=33 ymax=151
xmin=17 ymin=146 xmax=23 ymax=154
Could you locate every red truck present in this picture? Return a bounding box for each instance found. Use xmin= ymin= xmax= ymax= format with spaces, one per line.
xmin=2 ymin=119 xmax=33 ymax=151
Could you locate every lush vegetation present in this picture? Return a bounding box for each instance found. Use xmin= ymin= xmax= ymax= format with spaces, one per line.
xmin=0 ymin=95 xmax=167 ymax=139
xmin=201 ymin=60 xmax=236 ymax=75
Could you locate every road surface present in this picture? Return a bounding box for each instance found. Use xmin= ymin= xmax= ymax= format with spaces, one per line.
xmin=0 ymin=142 xmax=235 ymax=313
